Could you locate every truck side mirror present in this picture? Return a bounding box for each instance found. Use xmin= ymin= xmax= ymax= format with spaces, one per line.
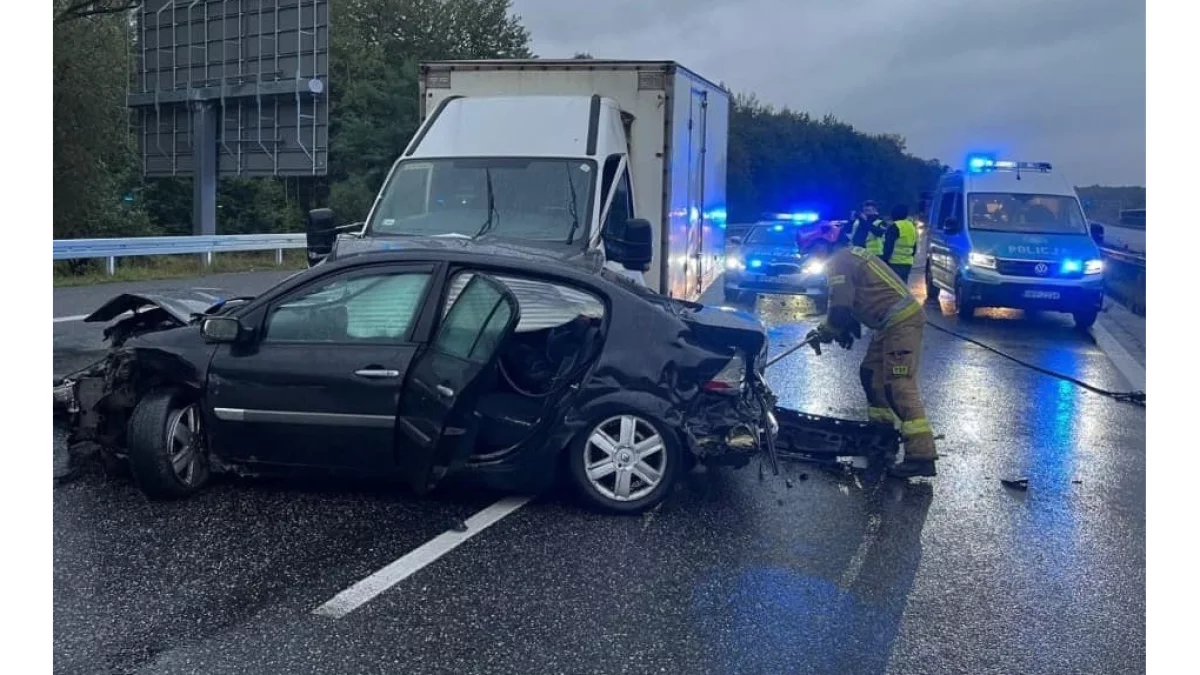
xmin=604 ymin=218 xmax=654 ymax=271
xmin=1089 ymin=222 xmax=1105 ymax=246
xmin=306 ymin=208 xmax=337 ymax=267
xmin=942 ymin=217 xmax=961 ymax=234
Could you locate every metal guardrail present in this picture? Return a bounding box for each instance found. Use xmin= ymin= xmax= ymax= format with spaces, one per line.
xmin=1100 ymin=246 xmax=1146 ymax=316
xmin=53 ymin=233 xmax=307 ymax=275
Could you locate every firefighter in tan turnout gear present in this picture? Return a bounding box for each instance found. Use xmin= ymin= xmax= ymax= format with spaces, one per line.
xmin=798 ymin=222 xmax=938 ymax=477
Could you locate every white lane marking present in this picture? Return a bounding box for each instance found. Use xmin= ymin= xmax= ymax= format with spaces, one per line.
xmin=313 ymin=495 xmax=533 ymax=619
xmin=1092 ymin=318 xmax=1146 ymax=392
xmin=53 ymin=314 xmax=89 ymax=324
xmin=839 ymin=513 xmax=881 ymax=590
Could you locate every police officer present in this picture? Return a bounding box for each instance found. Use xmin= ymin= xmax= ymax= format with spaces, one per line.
xmin=882 ymin=204 xmax=918 ymax=283
xmin=798 ymin=223 xmax=938 ymax=478
xmin=849 ymin=200 xmax=887 ymax=256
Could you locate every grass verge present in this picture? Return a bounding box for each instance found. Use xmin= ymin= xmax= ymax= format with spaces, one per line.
xmin=54 ymin=250 xmax=308 ymax=287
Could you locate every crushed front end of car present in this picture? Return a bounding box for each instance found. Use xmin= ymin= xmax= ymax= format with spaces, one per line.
xmin=53 ymin=290 xmax=242 ymax=473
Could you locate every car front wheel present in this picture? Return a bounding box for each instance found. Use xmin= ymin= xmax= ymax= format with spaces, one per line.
xmin=126 ymin=387 xmax=211 ymax=500
xmin=567 ymin=412 xmax=682 ymax=514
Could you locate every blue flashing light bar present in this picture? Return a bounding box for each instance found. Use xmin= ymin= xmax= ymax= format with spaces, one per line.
xmin=749 ymin=259 xmax=764 ymax=269
xmin=771 ymin=211 xmax=820 ymax=224
xmin=967 ymin=154 xmax=1053 ymax=174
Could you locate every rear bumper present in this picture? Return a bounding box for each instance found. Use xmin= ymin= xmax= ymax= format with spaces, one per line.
xmin=960 ymin=270 xmax=1104 ymax=312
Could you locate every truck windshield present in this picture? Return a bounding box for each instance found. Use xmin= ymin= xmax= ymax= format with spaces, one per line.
xmin=967 ymin=193 xmax=1088 ymax=235
xmin=367 ymin=157 xmax=596 ymax=243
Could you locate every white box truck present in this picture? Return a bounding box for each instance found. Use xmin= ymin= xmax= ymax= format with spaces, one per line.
xmin=308 ymin=60 xmax=730 ymax=301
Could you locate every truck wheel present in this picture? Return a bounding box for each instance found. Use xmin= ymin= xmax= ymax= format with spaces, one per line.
xmin=126 ymin=387 xmax=211 ymax=500
xmin=924 ymin=267 xmax=941 ymax=304
xmin=955 ymin=278 xmax=976 ymax=320
xmin=1073 ymin=308 xmax=1099 ymax=330
xmin=567 ymin=412 xmax=682 ymax=515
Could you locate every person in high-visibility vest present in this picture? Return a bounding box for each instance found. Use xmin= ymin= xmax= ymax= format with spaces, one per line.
xmin=882 ymin=204 xmax=919 ymax=283
xmin=849 ymin=200 xmax=887 ymax=256
xmin=798 ymin=222 xmax=938 ymax=478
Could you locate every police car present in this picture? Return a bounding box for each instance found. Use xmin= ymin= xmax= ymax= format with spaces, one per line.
xmin=723 ymin=213 xmax=830 ymax=311
xmin=924 ymin=156 xmax=1105 ymax=328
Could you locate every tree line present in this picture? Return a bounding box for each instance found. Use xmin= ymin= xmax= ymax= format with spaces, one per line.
xmin=54 ymin=0 xmax=951 ymax=243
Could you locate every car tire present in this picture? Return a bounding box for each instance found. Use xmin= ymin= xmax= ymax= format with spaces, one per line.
xmin=567 ymin=411 xmax=683 ymax=515
xmin=126 ymin=387 xmax=211 ymax=500
xmin=924 ymin=267 xmax=941 ymax=304
xmin=1073 ymin=308 xmax=1099 ymax=330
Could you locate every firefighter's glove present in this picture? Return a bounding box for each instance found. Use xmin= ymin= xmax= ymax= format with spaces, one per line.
xmin=806 ymin=325 xmax=836 ymax=355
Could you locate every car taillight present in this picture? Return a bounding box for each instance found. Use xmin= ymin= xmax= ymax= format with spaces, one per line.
xmin=704 ymin=351 xmax=747 ymax=392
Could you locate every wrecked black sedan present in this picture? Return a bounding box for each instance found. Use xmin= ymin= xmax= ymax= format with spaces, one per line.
xmin=54 ymin=238 xmax=780 ymax=514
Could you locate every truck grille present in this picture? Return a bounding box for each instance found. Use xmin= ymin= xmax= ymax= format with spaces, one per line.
xmin=995 ymin=259 xmax=1082 ymax=279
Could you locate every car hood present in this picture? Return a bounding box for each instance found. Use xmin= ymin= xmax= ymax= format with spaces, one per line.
xmin=740 ymin=244 xmax=802 ymax=262
xmin=966 ymin=231 xmax=1099 ymax=261
xmin=83 ymin=288 xmax=233 ymax=326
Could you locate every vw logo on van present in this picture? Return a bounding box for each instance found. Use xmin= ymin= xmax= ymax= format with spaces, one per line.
xmin=1034 ymin=263 xmax=1049 ymax=276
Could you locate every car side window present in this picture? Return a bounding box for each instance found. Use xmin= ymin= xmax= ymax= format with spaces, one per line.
xmin=435 ymin=277 xmax=514 ymax=363
xmin=444 ymin=271 xmax=605 ymax=332
xmin=264 ymin=271 xmax=431 ymax=344
xmin=937 ymin=192 xmax=959 ymax=230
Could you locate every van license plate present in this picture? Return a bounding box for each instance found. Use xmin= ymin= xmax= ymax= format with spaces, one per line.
xmin=1024 ymin=290 xmax=1060 ymax=300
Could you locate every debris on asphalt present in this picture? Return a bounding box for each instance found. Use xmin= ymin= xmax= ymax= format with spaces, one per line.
xmin=758 ymin=463 xmax=765 ymax=482
xmin=450 ymin=520 xmax=469 ymax=533
xmin=1072 ymin=479 xmax=1084 ymax=485
xmin=934 ymin=434 xmax=946 ymax=441
xmin=1001 ymin=478 xmax=1030 ymax=491
xmin=785 ymin=478 xmax=794 ymax=489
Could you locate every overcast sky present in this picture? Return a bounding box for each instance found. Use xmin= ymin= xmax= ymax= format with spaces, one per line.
xmin=512 ymin=0 xmax=1146 ymax=186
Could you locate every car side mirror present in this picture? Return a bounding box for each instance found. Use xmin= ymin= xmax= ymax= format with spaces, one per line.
xmin=1090 ymin=222 xmax=1105 ymax=246
xmin=201 ymin=316 xmax=246 ymax=344
xmin=604 ymin=218 xmax=654 ymax=271
xmin=943 ymin=217 xmax=961 ymax=234
xmin=306 ymin=208 xmax=337 ymax=267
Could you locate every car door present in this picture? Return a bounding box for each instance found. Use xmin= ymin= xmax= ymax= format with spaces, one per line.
xmin=395 ymin=274 xmax=520 ymax=495
xmin=929 ymin=191 xmax=962 ymax=289
xmin=205 ymin=262 xmax=437 ymax=470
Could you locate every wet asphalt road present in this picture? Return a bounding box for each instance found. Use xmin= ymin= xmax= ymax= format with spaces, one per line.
xmin=53 ymin=266 xmax=1145 ymax=675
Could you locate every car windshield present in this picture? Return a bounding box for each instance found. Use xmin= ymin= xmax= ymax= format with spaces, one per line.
xmin=745 ymin=225 xmax=799 ymax=248
xmin=366 ymin=157 xmax=596 ymax=244
xmin=967 ymin=193 xmax=1088 ymax=235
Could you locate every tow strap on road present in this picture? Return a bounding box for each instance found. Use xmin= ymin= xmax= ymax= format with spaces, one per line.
xmin=923 ymin=320 xmax=1146 ymax=407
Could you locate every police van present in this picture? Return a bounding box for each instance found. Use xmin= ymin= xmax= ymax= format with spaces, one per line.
xmin=923 ymin=156 xmax=1105 ymax=328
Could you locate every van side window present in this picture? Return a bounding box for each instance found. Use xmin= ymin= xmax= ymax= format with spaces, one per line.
xmin=600 ymin=155 xmax=634 ymax=232
xmin=937 ymin=192 xmax=960 ymax=229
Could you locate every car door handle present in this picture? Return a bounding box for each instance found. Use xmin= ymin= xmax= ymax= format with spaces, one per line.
xmin=354 ymin=368 xmax=401 ymax=379
xmin=435 ymin=384 xmax=455 ymax=398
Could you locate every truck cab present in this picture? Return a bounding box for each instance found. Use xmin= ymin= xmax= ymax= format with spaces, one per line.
xmin=924 ymin=156 xmax=1105 ymax=329
xmin=305 ymin=60 xmax=729 ymax=302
